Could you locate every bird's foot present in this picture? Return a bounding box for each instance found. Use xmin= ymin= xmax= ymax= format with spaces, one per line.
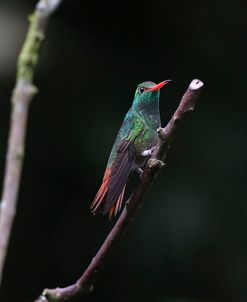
xmin=141 ymin=146 xmax=156 ymax=157
xmin=136 ymin=167 xmax=144 ymax=179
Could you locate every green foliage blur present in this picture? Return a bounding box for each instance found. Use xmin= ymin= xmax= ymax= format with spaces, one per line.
xmin=0 ymin=0 xmax=246 ymax=301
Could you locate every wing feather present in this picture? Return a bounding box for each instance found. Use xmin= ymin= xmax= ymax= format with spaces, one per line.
xmin=102 ymin=140 xmax=136 ymax=214
xmin=91 ymin=112 xmax=145 ymax=217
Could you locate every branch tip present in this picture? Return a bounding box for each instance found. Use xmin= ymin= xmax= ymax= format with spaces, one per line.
xmin=157 ymin=127 xmax=166 ymax=140
xmin=189 ymin=79 xmax=204 ymax=90
xmin=36 ymin=0 xmax=62 ymax=16
xmin=157 ymin=127 xmax=162 ymax=133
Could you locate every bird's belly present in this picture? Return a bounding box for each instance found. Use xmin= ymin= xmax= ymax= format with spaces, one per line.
xmin=140 ymin=127 xmax=158 ymax=151
xmin=133 ymin=128 xmax=158 ymax=168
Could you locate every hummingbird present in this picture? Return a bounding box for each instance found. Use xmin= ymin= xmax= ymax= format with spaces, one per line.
xmin=91 ymin=80 xmax=170 ymax=219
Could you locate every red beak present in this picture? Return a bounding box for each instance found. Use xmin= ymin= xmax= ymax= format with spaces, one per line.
xmin=148 ymin=80 xmax=171 ymax=92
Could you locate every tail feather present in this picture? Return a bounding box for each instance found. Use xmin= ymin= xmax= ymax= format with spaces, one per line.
xmin=90 ymin=168 xmax=126 ymax=219
xmin=90 ymin=169 xmax=111 ymax=213
xmin=108 ymin=185 xmax=126 ymax=220
xmin=91 ymin=139 xmax=136 ymax=218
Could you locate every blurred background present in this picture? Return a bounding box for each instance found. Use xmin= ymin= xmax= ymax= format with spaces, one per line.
xmin=0 ymin=0 xmax=246 ymax=301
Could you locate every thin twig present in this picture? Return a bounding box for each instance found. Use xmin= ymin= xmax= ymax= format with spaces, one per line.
xmin=35 ymin=79 xmax=204 ymax=302
xmin=0 ymin=0 xmax=62 ymax=287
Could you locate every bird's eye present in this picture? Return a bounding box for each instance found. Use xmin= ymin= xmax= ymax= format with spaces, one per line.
xmin=139 ymin=87 xmax=145 ymax=93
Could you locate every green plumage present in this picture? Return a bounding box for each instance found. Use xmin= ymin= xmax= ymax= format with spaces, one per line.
xmin=107 ymin=81 xmax=161 ymax=168
xmin=91 ymin=80 xmax=170 ymax=217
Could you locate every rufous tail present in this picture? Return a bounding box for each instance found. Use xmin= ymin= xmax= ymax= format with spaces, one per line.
xmin=90 ymin=168 xmax=126 ymax=219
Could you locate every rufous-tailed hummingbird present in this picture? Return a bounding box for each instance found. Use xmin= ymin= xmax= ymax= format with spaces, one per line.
xmin=91 ymin=80 xmax=170 ymax=219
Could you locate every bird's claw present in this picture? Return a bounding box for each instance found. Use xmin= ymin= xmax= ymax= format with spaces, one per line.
xmin=136 ymin=167 xmax=144 ymax=179
xmin=150 ymin=146 xmax=156 ymax=154
xmin=141 ymin=146 xmax=156 ymax=157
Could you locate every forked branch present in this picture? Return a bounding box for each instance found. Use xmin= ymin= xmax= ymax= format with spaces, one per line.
xmin=35 ymin=79 xmax=204 ymax=302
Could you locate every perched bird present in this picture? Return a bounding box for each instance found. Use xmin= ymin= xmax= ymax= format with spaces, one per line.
xmin=91 ymin=80 xmax=170 ymax=219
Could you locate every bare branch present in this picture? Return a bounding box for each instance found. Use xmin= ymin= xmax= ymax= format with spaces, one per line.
xmin=36 ymin=79 xmax=204 ymax=302
xmin=0 ymin=0 xmax=62 ymax=286
xmin=154 ymin=79 xmax=204 ymax=161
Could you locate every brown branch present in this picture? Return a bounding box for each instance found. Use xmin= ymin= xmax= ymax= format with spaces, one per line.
xmin=0 ymin=0 xmax=62 ymax=287
xmin=35 ymin=79 xmax=204 ymax=302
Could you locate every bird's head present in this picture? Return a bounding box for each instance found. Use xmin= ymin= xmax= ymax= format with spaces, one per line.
xmin=133 ymin=80 xmax=171 ymax=107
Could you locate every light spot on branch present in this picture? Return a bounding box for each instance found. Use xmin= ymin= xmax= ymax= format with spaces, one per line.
xmin=0 ymin=200 xmax=6 ymax=210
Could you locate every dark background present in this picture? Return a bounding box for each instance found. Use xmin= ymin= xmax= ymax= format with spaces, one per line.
xmin=0 ymin=0 xmax=246 ymax=301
